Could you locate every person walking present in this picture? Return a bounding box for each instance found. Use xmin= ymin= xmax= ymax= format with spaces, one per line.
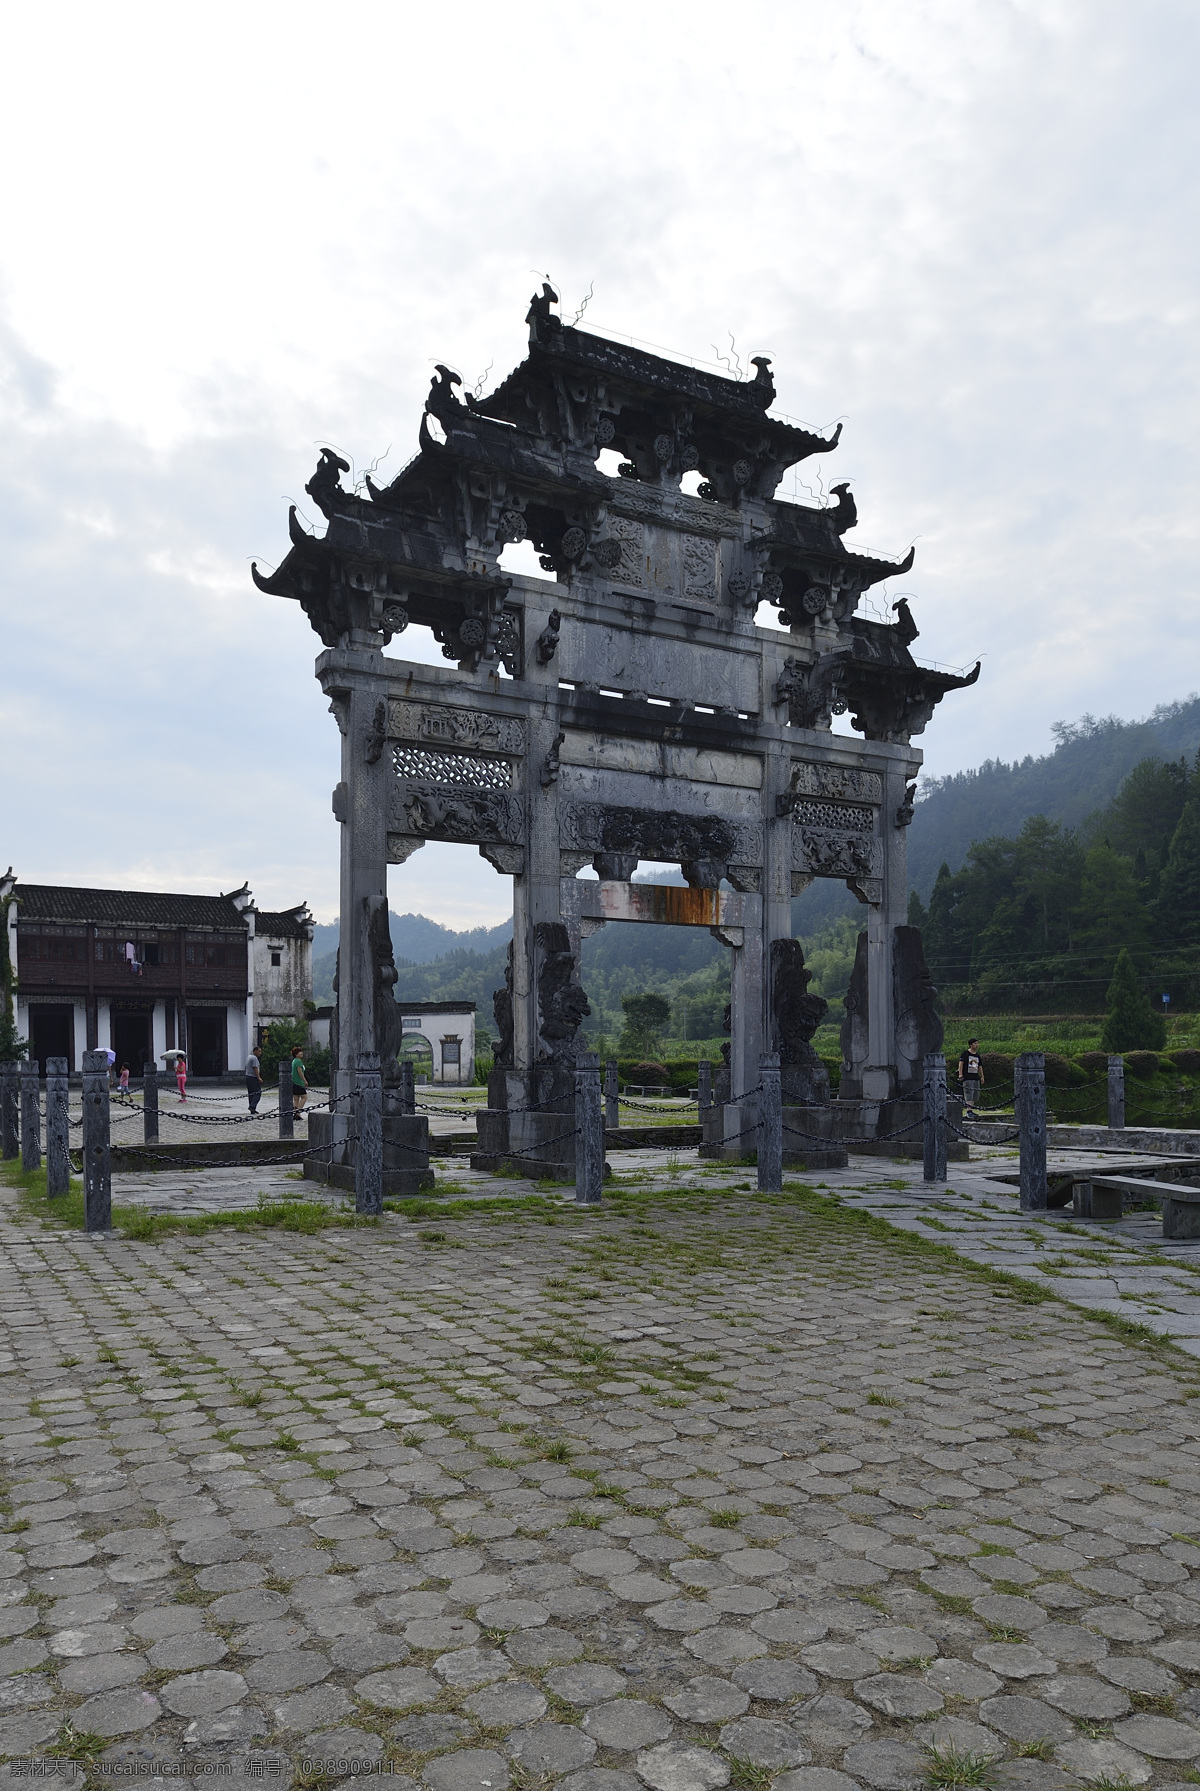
xmin=117 ymin=1064 xmax=131 ymax=1096
xmin=245 ymin=1046 xmax=263 ymax=1114
xmin=957 ymin=1038 xmax=984 ymax=1118
xmin=175 ymin=1054 xmax=188 ymax=1102
xmin=291 ymin=1047 xmax=308 ymax=1119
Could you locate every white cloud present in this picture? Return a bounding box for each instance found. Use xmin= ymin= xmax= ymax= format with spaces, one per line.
xmin=1 ymin=0 xmax=1198 ymax=926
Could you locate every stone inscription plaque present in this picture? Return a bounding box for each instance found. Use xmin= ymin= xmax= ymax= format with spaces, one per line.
xmin=388 ymin=701 xmax=525 ymax=755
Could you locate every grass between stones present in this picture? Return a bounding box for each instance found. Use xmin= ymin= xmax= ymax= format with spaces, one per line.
xmin=2 ymin=1159 xmax=367 ymax=1236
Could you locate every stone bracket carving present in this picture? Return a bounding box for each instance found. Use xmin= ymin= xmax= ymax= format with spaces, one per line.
xmin=386 ymin=835 xmax=427 ymax=866
xmin=479 ymin=843 xmax=526 ymax=876
xmin=364 ymin=700 xmax=387 ymax=765
xmin=541 ymin=732 xmax=565 ymax=788
xmin=710 ymin=925 xmax=744 ymax=948
xmin=846 ymin=875 xmax=883 ymax=905
xmin=559 ymin=850 xmax=594 ymax=876
xmin=332 ymin=782 xmax=348 ymax=824
xmin=896 ymin=780 xmax=917 ymax=828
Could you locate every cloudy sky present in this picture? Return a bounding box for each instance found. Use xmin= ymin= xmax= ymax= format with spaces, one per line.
xmin=3 ymin=0 xmax=1197 ymax=926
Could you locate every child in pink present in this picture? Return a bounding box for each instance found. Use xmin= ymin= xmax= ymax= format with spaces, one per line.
xmin=175 ymin=1057 xmax=187 ymax=1101
xmin=118 ymin=1064 xmax=130 ymax=1094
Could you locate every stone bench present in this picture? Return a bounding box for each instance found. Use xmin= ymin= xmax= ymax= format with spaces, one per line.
xmin=1077 ymin=1174 xmax=1200 ymax=1238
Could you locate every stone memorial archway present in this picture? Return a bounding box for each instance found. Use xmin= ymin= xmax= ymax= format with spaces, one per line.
xmin=256 ymin=291 xmax=978 ymax=1178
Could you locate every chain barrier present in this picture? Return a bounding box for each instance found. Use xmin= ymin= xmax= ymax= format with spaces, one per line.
xmin=67 ymin=1134 xmax=360 ymax=1174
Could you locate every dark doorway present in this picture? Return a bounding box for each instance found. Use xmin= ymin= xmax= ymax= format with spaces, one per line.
xmin=188 ymin=1010 xmax=226 ymax=1077
xmin=112 ymin=1012 xmax=151 ymax=1076
xmin=30 ymin=1007 xmax=73 ymax=1075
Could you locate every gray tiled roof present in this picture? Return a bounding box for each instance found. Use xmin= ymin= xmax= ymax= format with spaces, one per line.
xmin=256 ymin=906 xmax=314 ymax=939
xmin=13 ymin=883 xmax=247 ymax=932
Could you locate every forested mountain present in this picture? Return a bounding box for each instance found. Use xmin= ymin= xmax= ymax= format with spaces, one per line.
xmin=310 ymin=697 xmax=1200 ymax=1038
xmin=311 ymin=912 xmax=512 ymax=1005
xmin=908 ymin=697 xmax=1200 ymax=895
xmin=916 ymin=752 xmax=1200 ymax=1013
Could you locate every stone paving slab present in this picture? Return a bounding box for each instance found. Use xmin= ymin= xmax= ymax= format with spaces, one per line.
xmin=6 ymin=1144 xmax=1200 ymax=1789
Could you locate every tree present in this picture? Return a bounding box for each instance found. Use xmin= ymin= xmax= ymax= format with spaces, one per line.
xmin=619 ymin=992 xmax=670 ymax=1057
xmin=1072 ymin=843 xmax=1150 ymax=957
xmin=1156 ymin=800 xmax=1200 ymax=948
xmin=1101 ymin=947 xmax=1166 ymax=1052
xmin=907 ymin=889 xmax=928 ymax=930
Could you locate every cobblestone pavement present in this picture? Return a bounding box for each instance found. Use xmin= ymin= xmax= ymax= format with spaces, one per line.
xmin=7 ymin=1155 xmax=1200 ymax=1791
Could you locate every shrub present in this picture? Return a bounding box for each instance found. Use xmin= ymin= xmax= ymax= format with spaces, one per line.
xmin=627 ymin=1060 xmax=669 ymax=1085
xmin=1168 ymin=1049 xmax=1200 ymax=1075
xmin=1125 ymin=1051 xmax=1161 ymax=1078
xmin=1077 ymin=1051 xmax=1110 ymax=1075
xmin=1044 ymin=1054 xmax=1088 ymax=1087
xmin=980 ymin=1053 xmax=1014 ymax=1083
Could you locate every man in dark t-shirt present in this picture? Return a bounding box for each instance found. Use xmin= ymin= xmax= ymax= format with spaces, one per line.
xmin=957 ymin=1039 xmax=984 ymax=1117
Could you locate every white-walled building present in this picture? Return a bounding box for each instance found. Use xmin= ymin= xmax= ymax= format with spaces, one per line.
xmin=398 ymin=1001 xmax=476 ymax=1084
xmin=1 ymin=872 xmax=313 ymax=1075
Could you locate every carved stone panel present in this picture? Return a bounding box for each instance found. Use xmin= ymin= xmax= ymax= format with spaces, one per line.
xmin=561 ymin=802 xmax=762 ymax=868
xmin=681 ymin=534 xmax=719 ymax=605
xmin=393 ymin=786 xmax=524 ymax=844
xmin=788 ymin=763 xmax=882 ymax=804
xmin=610 ymin=516 xmax=645 ymax=588
xmin=793 ymin=826 xmax=878 ymax=880
xmin=388 ymin=702 xmax=525 ymax=755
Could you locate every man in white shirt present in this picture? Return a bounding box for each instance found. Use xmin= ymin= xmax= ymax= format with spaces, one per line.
xmin=246 ymin=1048 xmax=263 ymax=1114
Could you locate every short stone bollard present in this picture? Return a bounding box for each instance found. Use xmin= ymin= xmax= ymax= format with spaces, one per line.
xmin=758 ymin=1051 xmax=783 ymax=1194
xmin=604 ymin=1058 xmax=619 ymax=1133
xmin=355 ymin=1052 xmax=383 ymax=1217
xmin=278 ymin=1063 xmax=293 ymax=1139
xmin=45 ymin=1056 xmax=70 ymax=1197
xmin=1108 ymin=1054 xmax=1125 ymax=1131
xmin=20 ymin=1059 xmax=41 ymax=1173
xmin=1016 ymin=1050 xmax=1048 ymax=1212
xmin=143 ymin=1064 xmax=159 ymax=1144
xmin=1 ymin=1061 xmax=18 ymax=1160
xmin=923 ymin=1051 xmax=947 ymax=1184
xmin=399 ymin=1060 xmax=415 ymax=1116
xmin=698 ymin=1059 xmax=712 ymax=1112
xmin=575 ymin=1051 xmax=604 ymax=1206
xmin=82 ymin=1048 xmax=112 ymax=1232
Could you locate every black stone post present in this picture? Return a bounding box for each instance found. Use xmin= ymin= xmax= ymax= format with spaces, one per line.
xmin=20 ymin=1060 xmax=41 ymax=1173
xmin=143 ymin=1064 xmax=159 ymax=1144
xmin=45 ymin=1056 xmax=70 ymax=1197
xmin=1016 ymin=1050 xmax=1048 ymax=1212
xmin=922 ymin=1051 xmax=947 ymax=1184
xmin=399 ymin=1061 xmax=415 ymax=1116
xmin=1107 ymin=1055 xmax=1125 ymax=1131
xmin=82 ymin=1048 xmax=111 ymax=1232
xmin=758 ymin=1051 xmax=783 ymax=1194
xmin=355 ymin=1052 xmax=382 ymax=1216
xmin=278 ymin=1063 xmax=293 ymax=1139
xmin=697 ymin=1059 xmax=712 ymax=1112
xmin=1 ymin=1062 xmax=18 ymax=1160
xmin=575 ymin=1051 xmax=603 ymax=1206
xmin=604 ymin=1059 xmax=619 ymax=1133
